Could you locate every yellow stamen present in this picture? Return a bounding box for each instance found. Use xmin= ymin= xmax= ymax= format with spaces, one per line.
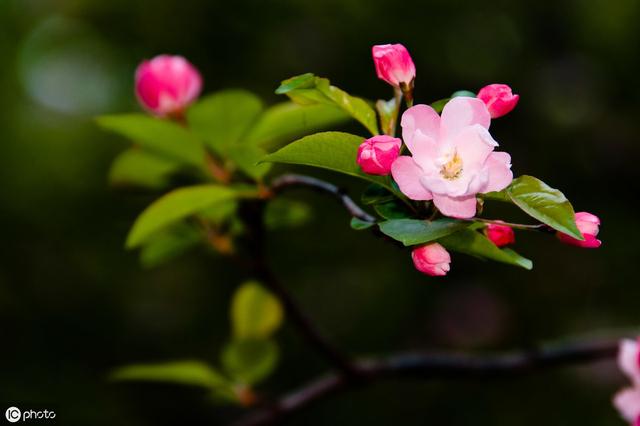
xmin=440 ymin=151 xmax=463 ymax=180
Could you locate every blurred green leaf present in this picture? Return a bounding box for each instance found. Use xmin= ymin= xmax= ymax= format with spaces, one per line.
xmin=126 ymin=185 xmax=236 ymax=248
xmin=276 ymin=74 xmax=379 ymax=135
xmin=430 ymin=98 xmax=450 ymax=113
xmin=97 ymin=114 xmax=206 ymax=168
xmin=451 ymin=90 xmax=476 ymax=98
xmin=439 ymin=229 xmax=533 ymax=270
xmin=264 ymin=198 xmax=312 ymax=230
xmin=187 ymin=90 xmax=263 ymax=155
xmin=350 ymin=217 xmax=375 ymax=230
xmin=231 ymin=281 xmax=283 ymax=340
xmin=379 ymin=218 xmax=469 ymax=246
xmin=263 ymin=132 xmax=395 ymax=192
xmin=110 ymin=360 xmax=231 ymax=388
xmin=373 ymin=200 xmax=413 ymax=220
xmin=221 ymin=339 xmax=279 ymax=385
xmin=227 ymin=144 xmax=272 ymax=180
xmin=139 ymin=223 xmax=202 ymax=269
xmin=504 ymin=176 xmax=582 ymax=239
xmin=109 ymin=148 xmax=180 ymax=190
xmin=244 ymin=102 xmax=350 ymax=151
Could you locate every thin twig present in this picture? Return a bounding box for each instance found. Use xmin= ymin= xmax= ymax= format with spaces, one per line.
xmin=470 ymin=218 xmax=550 ymax=231
xmin=232 ymin=336 xmax=620 ymax=426
xmin=270 ymin=174 xmax=376 ymax=223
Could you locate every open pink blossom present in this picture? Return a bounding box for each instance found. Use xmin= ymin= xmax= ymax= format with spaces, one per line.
xmin=135 ymin=55 xmax=202 ymax=117
xmin=372 ymin=44 xmax=416 ymax=88
xmin=557 ymin=211 xmax=601 ymax=248
xmin=411 ymin=243 xmax=451 ymax=277
xmin=477 ymin=84 xmax=519 ymax=118
xmin=391 ymin=97 xmax=513 ymax=218
xmin=357 ymin=135 xmax=402 ymax=176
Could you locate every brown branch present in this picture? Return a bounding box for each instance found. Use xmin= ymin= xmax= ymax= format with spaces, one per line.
xmin=270 ymin=174 xmax=376 ymax=223
xmin=239 ymin=200 xmax=361 ymax=380
xmin=232 ymin=336 xmax=620 ymax=426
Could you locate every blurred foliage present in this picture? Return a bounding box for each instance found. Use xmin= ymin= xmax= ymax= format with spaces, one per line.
xmin=1 ymin=0 xmax=639 ymax=425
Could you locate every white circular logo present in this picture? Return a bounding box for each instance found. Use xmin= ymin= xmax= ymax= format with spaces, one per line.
xmin=5 ymin=407 xmax=21 ymax=423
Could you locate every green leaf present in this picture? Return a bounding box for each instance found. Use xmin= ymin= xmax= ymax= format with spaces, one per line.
xmin=379 ymin=218 xmax=470 ymax=246
xmin=373 ymin=200 xmax=413 ymax=220
xmin=139 ymin=223 xmax=202 ymax=269
xmin=350 ymin=217 xmax=375 ymax=230
xmin=231 ymin=282 xmax=284 ymax=340
xmin=186 ymin=90 xmax=263 ymax=155
xmin=97 ymin=114 xmax=206 ymax=168
xmin=227 ymin=144 xmax=272 ymax=180
xmin=276 ymin=74 xmax=379 ymax=135
xmin=126 ymin=185 xmax=236 ymax=248
xmin=376 ymin=98 xmax=399 ymax=137
xmin=505 ymin=176 xmax=582 ymax=239
xmin=221 ymin=339 xmax=279 ymax=385
xmin=244 ymin=102 xmax=350 ymax=151
xmin=439 ymin=229 xmax=533 ymax=270
xmin=262 ymin=132 xmax=394 ymax=191
xmin=481 ymin=190 xmax=510 ymax=202
xmin=451 ymin=90 xmax=476 ymax=98
xmin=430 ymin=98 xmax=450 ymax=113
xmin=110 ymin=361 xmax=231 ymax=389
xmin=361 ymin=184 xmax=396 ymax=205
xmin=109 ymin=148 xmax=180 ymax=190
xmin=264 ymin=198 xmax=312 ymax=230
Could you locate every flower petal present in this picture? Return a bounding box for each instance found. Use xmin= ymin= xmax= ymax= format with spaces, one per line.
xmin=483 ymin=152 xmax=513 ymax=193
xmin=391 ymin=156 xmax=433 ymax=200
xmin=440 ymin=97 xmax=491 ymax=140
xmin=620 ymin=339 xmax=640 ymax=385
xmin=453 ymin=124 xmax=497 ymax=169
xmin=433 ymin=193 xmax=477 ymax=218
xmin=401 ymin=104 xmax=440 ymax=154
xmin=614 ymin=387 xmax=640 ymax=423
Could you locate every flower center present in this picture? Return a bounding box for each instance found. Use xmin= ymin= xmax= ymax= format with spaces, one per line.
xmin=440 ymin=151 xmax=463 ymax=180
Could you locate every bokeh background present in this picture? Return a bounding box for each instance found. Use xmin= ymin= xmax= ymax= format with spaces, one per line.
xmin=1 ymin=0 xmax=638 ymax=425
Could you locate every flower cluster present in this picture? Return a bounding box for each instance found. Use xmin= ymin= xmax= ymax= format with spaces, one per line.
xmin=356 ymin=43 xmax=601 ymax=276
xmin=615 ymin=338 xmax=640 ymax=425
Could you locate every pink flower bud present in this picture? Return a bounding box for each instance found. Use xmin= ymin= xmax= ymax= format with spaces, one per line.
xmin=557 ymin=211 xmax=601 ymax=248
xmin=485 ymin=222 xmax=515 ymax=247
xmin=411 ymin=243 xmax=451 ymax=277
xmin=619 ymin=339 xmax=640 ymax=386
xmin=477 ymin=84 xmax=519 ymax=118
xmin=357 ymin=135 xmax=402 ymax=176
xmin=372 ymin=44 xmax=416 ymax=88
xmin=135 ymin=55 xmax=202 ymax=117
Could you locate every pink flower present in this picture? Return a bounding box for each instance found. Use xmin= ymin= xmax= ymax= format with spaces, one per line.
xmin=372 ymin=44 xmax=416 ymax=88
xmin=614 ymin=387 xmax=640 ymax=425
xmin=391 ymin=97 xmax=513 ymax=219
xmin=485 ymin=222 xmax=515 ymax=247
xmin=557 ymin=211 xmax=601 ymax=248
xmin=357 ymin=135 xmax=402 ymax=176
xmin=619 ymin=339 xmax=640 ymax=386
xmin=477 ymin=84 xmax=520 ymax=119
xmin=135 ymin=55 xmax=202 ymax=117
xmin=412 ymin=243 xmax=451 ymax=277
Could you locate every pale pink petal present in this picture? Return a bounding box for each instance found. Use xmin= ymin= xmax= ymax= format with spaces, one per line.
xmin=483 ymin=152 xmax=513 ymax=193
xmin=453 ymin=124 xmax=496 ymax=169
xmin=440 ymin=97 xmax=491 ymax=140
xmin=401 ymin=104 xmax=440 ymax=150
xmin=614 ymin=387 xmax=640 ymax=423
xmin=433 ymin=193 xmax=477 ymax=218
xmin=620 ymin=340 xmax=640 ymax=385
xmin=391 ymin=156 xmax=433 ymax=200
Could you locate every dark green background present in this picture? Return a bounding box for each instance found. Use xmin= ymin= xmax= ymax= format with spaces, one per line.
xmin=1 ymin=0 xmax=638 ymax=425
